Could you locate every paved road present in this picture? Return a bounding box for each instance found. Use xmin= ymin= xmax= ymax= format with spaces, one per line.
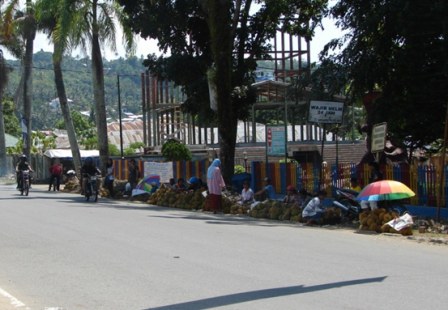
xmin=0 ymin=183 xmax=447 ymax=310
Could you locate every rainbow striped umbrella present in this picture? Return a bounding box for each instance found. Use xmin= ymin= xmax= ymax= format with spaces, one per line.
xmin=356 ymin=180 xmax=415 ymax=201
xmin=135 ymin=175 xmax=160 ymax=193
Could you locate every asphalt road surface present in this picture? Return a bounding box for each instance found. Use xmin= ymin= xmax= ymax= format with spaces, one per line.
xmin=0 ymin=183 xmax=447 ymax=310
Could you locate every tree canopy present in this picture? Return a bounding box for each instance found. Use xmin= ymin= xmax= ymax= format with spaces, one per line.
xmin=320 ymin=0 xmax=448 ymax=150
xmin=118 ymin=0 xmax=328 ymax=182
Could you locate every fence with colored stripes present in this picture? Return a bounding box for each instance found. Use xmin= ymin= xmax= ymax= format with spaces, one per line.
xmin=113 ymin=159 xmax=447 ymax=207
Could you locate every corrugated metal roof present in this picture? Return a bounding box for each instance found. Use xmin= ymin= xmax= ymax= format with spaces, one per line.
xmin=107 ymin=120 xmax=144 ymax=149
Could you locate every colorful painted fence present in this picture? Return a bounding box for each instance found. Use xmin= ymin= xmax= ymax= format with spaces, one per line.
xmin=113 ymin=159 xmax=447 ymax=207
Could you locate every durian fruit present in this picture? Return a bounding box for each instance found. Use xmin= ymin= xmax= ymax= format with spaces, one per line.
xmin=381 ymin=224 xmax=390 ymax=233
xmin=383 ymin=214 xmax=392 ymax=222
xmin=369 ymin=223 xmax=379 ymax=233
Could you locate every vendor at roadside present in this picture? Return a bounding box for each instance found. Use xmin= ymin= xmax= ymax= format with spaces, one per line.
xmin=302 ymin=190 xmax=328 ymax=225
xmin=283 ymin=185 xmax=298 ymax=204
xmin=254 ymin=178 xmax=276 ymax=201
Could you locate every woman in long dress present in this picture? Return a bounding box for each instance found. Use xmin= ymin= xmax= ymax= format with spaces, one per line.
xmin=207 ymin=159 xmax=226 ymax=214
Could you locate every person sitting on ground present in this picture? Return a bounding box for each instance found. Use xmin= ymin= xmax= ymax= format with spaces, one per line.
xmin=238 ymin=180 xmax=254 ymax=204
xmin=254 ymin=177 xmax=276 ymax=201
xmin=298 ymin=189 xmax=313 ymax=209
xmin=169 ymin=178 xmax=176 ymax=190
xmin=187 ymin=176 xmax=200 ymax=192
xmin=16 ymin=154 xmax=34 ymax=189
xmin=283 ymin=185 xmax=298 ymax=204
xmin=149 ymin=182 xmax=159 ymax=195
xmin=302 ymin=190 xmax=328 ymax=225
xmin=174 ymin=178 xmax=187 ymax=192
xmin=198 ymin=177 xmax=208 ymax=190
xmin=350 ymin=177 xmax=362 ymax=192
xmin=48 ymin=160 xmax=63 ymax=191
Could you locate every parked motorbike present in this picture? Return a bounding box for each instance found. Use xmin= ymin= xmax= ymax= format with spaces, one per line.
xmin=84 ymin=173 xmax=99 ymax=202
xmin=18 ymin=170 xmax=30 ymax=196
xmin=333 ymin=187 xmax=408 ymax=220
xmin=333 ymin=187 xmax=362 ymax=220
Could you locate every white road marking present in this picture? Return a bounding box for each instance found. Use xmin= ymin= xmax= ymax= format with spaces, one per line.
xmin=0 ymin=287 xmax=30 ymax=309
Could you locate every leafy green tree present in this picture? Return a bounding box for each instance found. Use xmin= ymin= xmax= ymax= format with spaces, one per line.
xmin=162 ymin=140 xmax=192 ymax=162
xmin=109 ymin=143 xmax=119 ymax=156
xmin=35 ymin=0 xmax=83 ymax=171
xmin=118 ymin=0 xmax=327 ymax=183
xmin=1 ymin=0 xmax=37 ymax=160
xmin=1 ymin=95 xmax=20 ymax=137
xmin=56 ymin=0 xmax=135 ymax=173
xmin=321 ymin=0 xmax=448 ymax=151
xmin=55 ymin=110 xmax=94 ymax=134
xmin=123 ymin=148 xmax=135 ymax=155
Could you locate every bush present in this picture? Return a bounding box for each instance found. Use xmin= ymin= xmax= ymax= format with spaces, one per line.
xmin=234 ymin=165 xmax=245 ymax=174
xmin=109 ymin=143 xmax=120 ymax=156
xmin=162 ymin=140 xmax=192 ymax=161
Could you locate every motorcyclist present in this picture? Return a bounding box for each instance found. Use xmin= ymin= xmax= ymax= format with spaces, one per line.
xmin=16 ymin=154 xmax=34 ymax=189
xmin=81 ymin=157 xmax=100 ymax=194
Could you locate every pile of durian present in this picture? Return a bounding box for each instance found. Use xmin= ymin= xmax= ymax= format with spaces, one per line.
xmin=359 ymin=208 xmax=413 ymax=235
xmin=249 ymin=200 xmax=341 ymax=224
xmin=146 ymin=184 xmax=207 ymax=210
xmin=62 ymin=180 xmax=81 ymax=192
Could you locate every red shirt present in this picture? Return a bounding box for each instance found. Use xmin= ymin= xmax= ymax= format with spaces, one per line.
xmin=49 ymin=164 xmax=62 ymax=176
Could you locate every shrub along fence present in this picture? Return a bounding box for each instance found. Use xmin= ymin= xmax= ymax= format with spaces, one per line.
xmin=113 ymin=159 xmax=446 ymax=207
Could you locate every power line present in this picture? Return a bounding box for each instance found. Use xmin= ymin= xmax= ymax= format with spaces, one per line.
xmin=0 ymin=62 xmax=143 ymax=77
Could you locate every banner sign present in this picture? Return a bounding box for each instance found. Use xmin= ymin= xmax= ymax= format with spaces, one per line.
xmin=308 ymin=100 xmax=344 ymax=124
xmin=266 ymin=126 xmax=286 ymax=156
xmin=143 ymin=161 xmax=173 ymax=183
xmin=371 ymin=123 xmax=387 ymax=153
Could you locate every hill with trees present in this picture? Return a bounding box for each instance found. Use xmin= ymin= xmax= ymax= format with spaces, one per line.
xmin=4 ymin=50 xmax=147 ymax=135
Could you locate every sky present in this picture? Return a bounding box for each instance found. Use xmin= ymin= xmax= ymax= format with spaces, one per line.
xmin=2 ymin=5 xmax=344 ymax=64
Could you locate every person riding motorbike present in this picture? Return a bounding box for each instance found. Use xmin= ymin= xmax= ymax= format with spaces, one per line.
xmin=81 ymin=157 xmax=100 ymax=195
xmin=16 ymin=154 xmax=33 ymax=189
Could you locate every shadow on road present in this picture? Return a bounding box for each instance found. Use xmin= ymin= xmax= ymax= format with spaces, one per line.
xmin=0 ymin=186 xmax=356 ymax=230
xmin=142 ymin=277 xmax=387 ymax=310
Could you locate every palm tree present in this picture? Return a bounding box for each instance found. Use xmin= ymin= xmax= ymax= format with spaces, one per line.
xmin=0 ymin=50 xmax=9 ymax=176
xmin=56 ymin=0 xmax=135 ymax=172
xmin=2 ymin=0 xmax=36 ymax=160
xmin=35 ymin=0 xmax=83 ymax=172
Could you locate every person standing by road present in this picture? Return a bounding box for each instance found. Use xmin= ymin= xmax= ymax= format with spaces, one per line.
xmin=128 ymin=159 xmax=140 ymax=190
xmin=48 ymin=160 xmax=62 ymax=191
xmin=207 ymin=159 xmax=226 ymax=214
xmin=104 ymin=158 xmax=115 ymax=198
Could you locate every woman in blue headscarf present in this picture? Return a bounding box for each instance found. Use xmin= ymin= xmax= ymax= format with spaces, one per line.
xmin=207 ymin=158 xmax=226 ymax=214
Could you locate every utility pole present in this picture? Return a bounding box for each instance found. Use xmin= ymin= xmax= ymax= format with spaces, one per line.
xmin=117 ymin=74 xmax=123 ymax=159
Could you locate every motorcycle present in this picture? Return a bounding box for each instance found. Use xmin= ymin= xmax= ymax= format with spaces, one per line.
xmin=333 ymin=187 xmax=408 ymax=220
xmin=84 ymin=173 xmax=100 ymax=202
xmin=18 ymin=170 xmax=30 ymax=196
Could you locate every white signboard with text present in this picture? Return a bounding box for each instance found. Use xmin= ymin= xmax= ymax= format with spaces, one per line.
xmin=308 ymin=100 xmax=344 ymax=124
xmin=371 ymin=123 xmax=387 ymax=153
xmin=143 ymin=162 xmax=173 ymax=183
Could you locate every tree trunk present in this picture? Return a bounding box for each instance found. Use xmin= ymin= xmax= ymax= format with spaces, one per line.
xmin=22 ymin=30 xmax=34 ymax=159
xmin=0 ymin=96 xmax=6 ymax=176
xmin=206 ymin=0 xmax=236 ymax=185
xmin=0 ymin=52 xmax=7 ymax=176
xmin=91 ymin=33 xmax=109 ymax=173
xmin=53 ymin=43 xmax=82 ymax=172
